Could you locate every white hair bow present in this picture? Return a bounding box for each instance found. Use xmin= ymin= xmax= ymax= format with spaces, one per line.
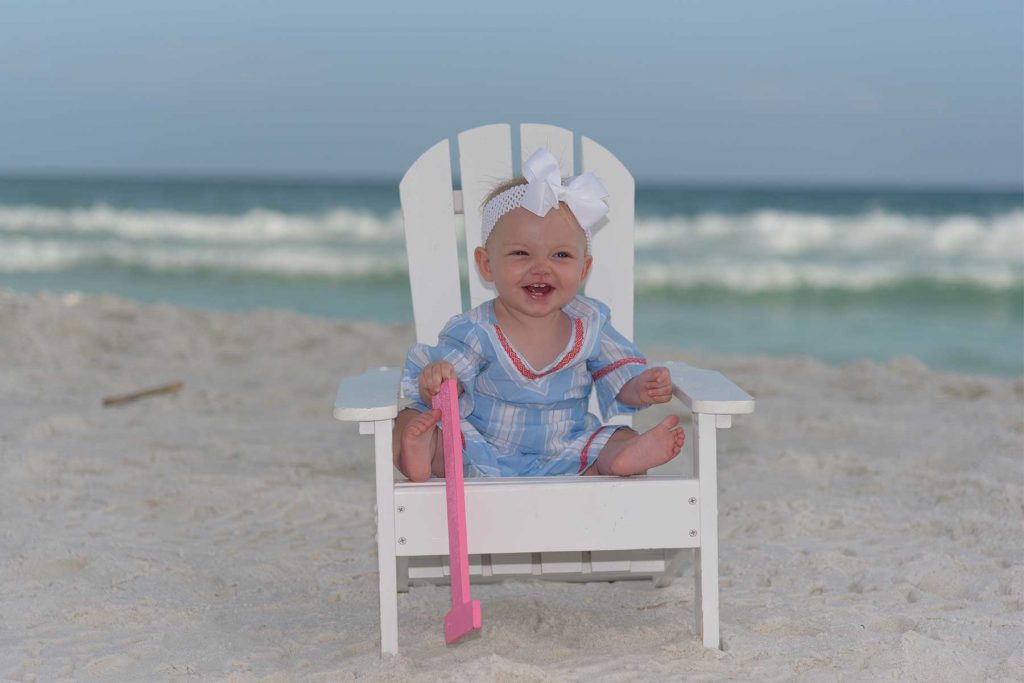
xmin=520 ymin=149 xmax=610 ymax=232
xmin=480 ymin=149 xmax=609 ymax=250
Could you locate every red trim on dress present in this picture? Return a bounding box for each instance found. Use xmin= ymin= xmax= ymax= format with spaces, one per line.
xmin=494 ymin=318 xmax=585 ymax=380
xmin=592 ymin=357 xmax=647 ymax=381
xmin=578 ymin=426 xmax=610 ymax=473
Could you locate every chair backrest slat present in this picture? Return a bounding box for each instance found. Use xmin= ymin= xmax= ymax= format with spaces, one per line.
xmin=399 ymin=138 xmax=463 ymax=343
xmin=402 ymin=124 xmax=635 ymax=345
xmin=457 ymin=124 xmax=514 ymax=310
xmin=520 ymin=123 xmax=574 ymax=177
xmin=581 ymin=135 xmax=636 ymax=340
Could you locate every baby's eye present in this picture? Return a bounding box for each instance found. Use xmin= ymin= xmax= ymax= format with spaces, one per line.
xmin=510 ymin=250 xmax=528 ymax=256
xmin=554 ymin=251 xmax=573 ymax=259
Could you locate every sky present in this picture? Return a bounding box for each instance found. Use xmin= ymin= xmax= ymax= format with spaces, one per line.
xmin=1 ymin=1 xmax=1021 ymax=187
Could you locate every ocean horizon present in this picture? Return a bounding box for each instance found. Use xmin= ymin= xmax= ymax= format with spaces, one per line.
xmin=1 ymin=173 xmax=1021 ymax=376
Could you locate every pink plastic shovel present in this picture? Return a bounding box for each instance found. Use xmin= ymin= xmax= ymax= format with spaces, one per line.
xmin=432 ymin=379 xmax=482 ymax=645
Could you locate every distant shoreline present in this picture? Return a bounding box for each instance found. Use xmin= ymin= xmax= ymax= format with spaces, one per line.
xmin=1 ymin=169 xmax=1020 ymax=196
xmin=4 ymin=288 xmax=1020 ymax=379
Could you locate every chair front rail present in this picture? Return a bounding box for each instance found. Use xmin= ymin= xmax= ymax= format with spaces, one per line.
xmin=393 ymin=476 xmax=703 ymax=556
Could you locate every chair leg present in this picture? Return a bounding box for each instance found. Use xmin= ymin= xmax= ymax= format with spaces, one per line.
xmin=694 ymin=547 xmax=720 ymax=648
xmin=373 ymin=420 xmax=399 ymax=654
xmin=693 ymin=413 xmax=721 ymax=649
xmin=396 ymin=557 xmax=410 ymax=593
xmin=653 ymin=548 xmax=685 ymax=588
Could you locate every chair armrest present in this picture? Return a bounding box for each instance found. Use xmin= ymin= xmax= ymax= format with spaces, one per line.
xmin=333 ymin=366 xmax=402 ymax=422
xmin=661 ymin=361 xmax=755 ymax=415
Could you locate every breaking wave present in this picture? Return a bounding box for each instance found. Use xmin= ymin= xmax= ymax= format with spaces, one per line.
xmin=1 ymin=202 xmax=1020 ymax=294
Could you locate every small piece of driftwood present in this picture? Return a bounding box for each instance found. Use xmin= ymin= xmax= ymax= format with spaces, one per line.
xmin=102 ymin=381 xmax=184 ymax=407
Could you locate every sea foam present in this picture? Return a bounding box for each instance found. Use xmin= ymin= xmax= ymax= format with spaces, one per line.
xmin=0 ymin=204 xmax=405 ymax=243
xmin=0 ymin=203 xmax=1020 ymax=292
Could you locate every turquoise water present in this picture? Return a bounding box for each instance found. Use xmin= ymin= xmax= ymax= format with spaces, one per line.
xmin=1 ymin=175 xmax=1021 ymax=375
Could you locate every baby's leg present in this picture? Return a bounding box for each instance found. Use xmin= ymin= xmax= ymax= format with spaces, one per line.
xmin=392 ymin=408 xmax=446 ymax=482
xmin=585 ymin=416 xmax=684 ymax=476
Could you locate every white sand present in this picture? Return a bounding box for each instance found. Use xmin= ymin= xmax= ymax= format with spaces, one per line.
xmin=1 ymin=290 xmax=1021 ymax=682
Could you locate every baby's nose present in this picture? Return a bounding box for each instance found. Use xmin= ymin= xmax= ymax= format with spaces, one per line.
xmin=529 ymin=258 xmax=552 ymax=274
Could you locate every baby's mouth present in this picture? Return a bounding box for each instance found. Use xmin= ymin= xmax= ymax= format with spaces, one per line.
xmin=523 ymin=283 xmax=554 ymax=299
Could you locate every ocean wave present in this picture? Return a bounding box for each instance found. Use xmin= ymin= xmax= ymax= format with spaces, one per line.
xmin=1 ymin=203 xmax=1021 ymax=262
xmin=0 ymin=239 xmax=406 ymax=279
xmin=1 ymin=204 xmax=1021 ymax=293
xmin=632 ymin=208 xmax=1024 ymax=264
xmin=0 ymin=203 xmax=405 ymax=243
xmin=1 ymin=237 xmax=1020 ymax=299
xmin=633 ymin=261 xmax=1021 ymax=292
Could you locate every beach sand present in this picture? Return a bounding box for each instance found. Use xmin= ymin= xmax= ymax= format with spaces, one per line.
xmin=1 ymin=290 xmax=1021 ymax=681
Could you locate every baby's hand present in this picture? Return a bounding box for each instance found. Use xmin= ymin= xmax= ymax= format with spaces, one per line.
xmin=418 ymin=360 xmax=457 ymax=404
xmin=630 ymin=366 xmax=674 ymax=406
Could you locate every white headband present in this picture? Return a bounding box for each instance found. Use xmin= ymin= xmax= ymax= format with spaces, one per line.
xmin=480 ymin=149 xmax=609 ymax=251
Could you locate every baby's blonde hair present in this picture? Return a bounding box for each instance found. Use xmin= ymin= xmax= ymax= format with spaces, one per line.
xmin=481 ymin=176 xmax=528 ymax=208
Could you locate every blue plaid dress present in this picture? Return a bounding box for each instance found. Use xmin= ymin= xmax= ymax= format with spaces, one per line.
xmin=401 ymin=295 xmax=649 ymax=477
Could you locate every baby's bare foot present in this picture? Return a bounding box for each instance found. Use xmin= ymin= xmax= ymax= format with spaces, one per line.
xmin=607 ymin=415 xmax=684 ymax=476
xmin=400 ymin=409 xmax=440 ymax=482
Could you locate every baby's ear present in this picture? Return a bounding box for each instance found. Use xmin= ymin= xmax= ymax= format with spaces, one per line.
xmin=474 ymin=246 xmax=494 ymax=282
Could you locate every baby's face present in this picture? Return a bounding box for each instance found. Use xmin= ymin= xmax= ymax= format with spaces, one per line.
xmin=475 ymin=204 xmax=592 ymax=320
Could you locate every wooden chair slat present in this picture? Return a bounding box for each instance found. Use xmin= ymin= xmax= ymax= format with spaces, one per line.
xmin=399 ymin=139 xmax=462 ymax=343
xmin=457 ymin=124 xmax=514 ymax=311
xmin=580 ymin=135 xmax=636 ymax=341
xmin=520 ymin=123 xmax=574 ymax=176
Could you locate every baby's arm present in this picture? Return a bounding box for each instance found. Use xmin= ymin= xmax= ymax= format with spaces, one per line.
xmin=615 ymin=367 xmax=673 ymax=407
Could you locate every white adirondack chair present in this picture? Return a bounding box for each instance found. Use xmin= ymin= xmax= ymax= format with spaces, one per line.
xmin=334 ymin=123 xmax=754 ymax=655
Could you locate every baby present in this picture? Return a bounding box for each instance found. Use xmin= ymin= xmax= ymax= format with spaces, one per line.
xmin=395 ymin=149 xmax=684 ymax=481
